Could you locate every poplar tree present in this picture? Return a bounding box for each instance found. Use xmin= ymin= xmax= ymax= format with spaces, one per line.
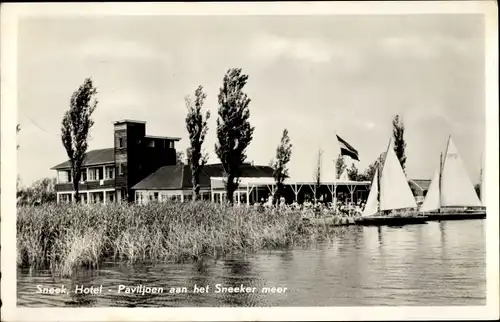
xmin=185 ymin=85 xmax=210 ymax=200
xmin=61 ymin=78 xmax=98 ymax=203
xmin=392 ymin=114 xmax=407 ymax=174
xmin=215 ymin=68 xmax=254 ymax=204
xmin=314 ymin=149 xmax=323 ymax=202
xmin=271 ymin=129 xmax=292 ymax=205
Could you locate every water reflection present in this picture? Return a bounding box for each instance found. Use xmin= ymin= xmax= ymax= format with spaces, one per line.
xmin=220 ymin=258 xmax=258 ymax=306
xmin=17 ymin=220 xmax=486 ymax=307
xmin=377 ymin=226 xmax=383 ymax=245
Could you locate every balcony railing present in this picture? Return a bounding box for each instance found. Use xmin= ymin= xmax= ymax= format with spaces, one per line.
xmin=55 ymin=179 xmax=118 ymax=192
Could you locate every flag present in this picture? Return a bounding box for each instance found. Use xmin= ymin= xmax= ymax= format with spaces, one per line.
xmin=336 ymin=134 xmax=359 ymax=161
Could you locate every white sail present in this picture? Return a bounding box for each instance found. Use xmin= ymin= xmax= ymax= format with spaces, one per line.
xmin=419 ymin=166 xmax=441 ymax=212
xmin=380 ymin=139 xmax=417 ymax=211
xmin=362 ymin=168 xmax=379 ymax=217
xmin=440 ymin=137 xmax=482 ymax=207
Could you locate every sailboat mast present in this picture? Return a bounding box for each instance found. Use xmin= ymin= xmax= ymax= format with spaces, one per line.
xmin=438 ymin=152 xmax=443 ymax=212
xmin=376 ymin=166 xmax=380 ymax=212
xmin=480 ymin=153 xmax=484 ymax=204
xmin=378 ymin=137 xmax=392 ymax=214
xmin=439 ymin=136 xmax=451 ymax=212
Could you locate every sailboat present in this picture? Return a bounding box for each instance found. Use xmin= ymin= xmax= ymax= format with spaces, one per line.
xmin=419 ymin=136 xmax=486 ymax=220
xmin=357 ymin=138 xmax=428 ymax=226
xmin=480 ymin=153 xmax=486 ymax=207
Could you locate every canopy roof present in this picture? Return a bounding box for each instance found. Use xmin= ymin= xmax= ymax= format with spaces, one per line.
xmin=210 ymin=176 xmax=370 ymax=189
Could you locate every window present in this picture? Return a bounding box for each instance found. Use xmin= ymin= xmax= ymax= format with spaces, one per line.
xmin=148 ymin=140 xmax=155 ymax=148
xmin=136 ymin=191 xmax=143 ymax=203
xmin=169 ymin=141 xmax=175 ymax=149
xmin=88 ymin=168 xmax=97 ymax=181
xmin=105 ymin=166 xmax=115 ymax=179
xmin=58 ymin=171 xmax=71 ymax=183
xmin=87 ymin=168 xmax=103 ymax=181
xmin=81 ymin=171 xmax=87 ymax=182
xmin=118 ymin=137 xmax=124 ymax=148
xmin=154 ymin=192 xmax=159 ymax=200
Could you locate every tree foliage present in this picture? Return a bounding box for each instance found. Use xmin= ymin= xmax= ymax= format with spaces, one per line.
xmin=392 ymin=114 xmax=407 ymax=174
xmin=61 ymin=78 xmax=98 ymax=202
xmin=176 ymin=151 xmax=185 ymax=165
xmin=271 ymin=129 xmax=292 ymax=204
xmin=17 ymin=177 xmax=57 ymax=206
xmin=185 ymin=85 xmax=211 ymax=201
xmin=347 ymin=163 xmax=359 ymax=181
xmin=335 ymin=154 xmax=347 ymax=179
xmin=215 ymin=68 xmax=254 ymax=204
xmin=314 ymin=149 xmax=323 ymax=201
xmin=361 ymin=152 xmax=386 ymax=181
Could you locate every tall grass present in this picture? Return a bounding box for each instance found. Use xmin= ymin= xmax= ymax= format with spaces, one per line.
xmin=17 ymin=201 xmax=351 ymax=276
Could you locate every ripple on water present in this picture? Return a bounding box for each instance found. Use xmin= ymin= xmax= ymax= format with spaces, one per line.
xmin=17 ymin=220 xmax=486 ymax=307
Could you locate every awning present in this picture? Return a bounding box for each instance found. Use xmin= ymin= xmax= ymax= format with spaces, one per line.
xmin=210 ymin=177 xmax=370 ymax=189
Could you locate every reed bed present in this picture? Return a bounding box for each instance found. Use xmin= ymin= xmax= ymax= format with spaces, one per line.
xmin=17 ymin=201 xmax=352 ymax=276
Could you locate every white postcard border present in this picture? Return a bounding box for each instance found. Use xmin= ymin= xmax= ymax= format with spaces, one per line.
xmin=1 ymin=1 xmax=498 ymax=321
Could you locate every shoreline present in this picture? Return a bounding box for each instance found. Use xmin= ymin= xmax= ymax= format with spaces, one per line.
xmin=17 ymin=202 xmax=355 ymax=276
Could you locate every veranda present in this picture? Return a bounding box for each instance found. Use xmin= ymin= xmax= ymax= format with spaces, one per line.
xmin=209 ymin=177 xmax=371 ymax=206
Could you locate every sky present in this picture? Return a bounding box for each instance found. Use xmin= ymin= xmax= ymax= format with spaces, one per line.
xmin=17 ymin=14 xmax=485 ymax=186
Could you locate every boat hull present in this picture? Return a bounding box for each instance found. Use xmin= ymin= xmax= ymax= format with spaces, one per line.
xmin=356 ymin=216 xmax=428 ymax=226
xmin=302 ymin=217 xmax=357 ymax=226
xmin=424 ymin=211 xmax=486 ymax=221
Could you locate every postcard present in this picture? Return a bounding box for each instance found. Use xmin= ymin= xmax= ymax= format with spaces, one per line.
xmin=1 ymin=1 xmax=498 ymax=321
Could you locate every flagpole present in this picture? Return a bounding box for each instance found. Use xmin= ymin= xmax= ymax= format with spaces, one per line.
xmin=333 ymin=129 xmax=341 ymax=213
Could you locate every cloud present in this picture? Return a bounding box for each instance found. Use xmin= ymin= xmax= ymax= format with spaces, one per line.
xmin=248 ymin=33 xmax=361 ymax=68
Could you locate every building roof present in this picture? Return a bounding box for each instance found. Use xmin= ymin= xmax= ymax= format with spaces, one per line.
xmin=51 ymin=148 xmax=115 ymax=170
xmin=132 ymin=163 xmax=275 ymax=190
xmin=113 ymin=119 xmax=146 ymax=124
xmin=409 ymin=179 xmax=432 ymax=192
xmin=145 ymin=135 xmax=181 ymax=141
xmin=209 ymin=177 xmax=371 ymax=189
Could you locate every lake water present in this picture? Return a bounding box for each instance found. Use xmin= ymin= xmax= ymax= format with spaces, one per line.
xmin=17 ymin=220 xmax=486 ymax=307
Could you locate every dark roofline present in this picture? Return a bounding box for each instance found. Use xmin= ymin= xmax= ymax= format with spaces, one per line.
xmin=145 ymin=135 xmax=181 ymax=141
xmin=50 ymin=148 xmax=115 ymax=170
xmin=132 ymin=163 xmax=276 ymax=190
xmin=51 ymin=160 xmax=115 ymax=170
xmin=113 ymin=119 xmax=146 ymax=125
